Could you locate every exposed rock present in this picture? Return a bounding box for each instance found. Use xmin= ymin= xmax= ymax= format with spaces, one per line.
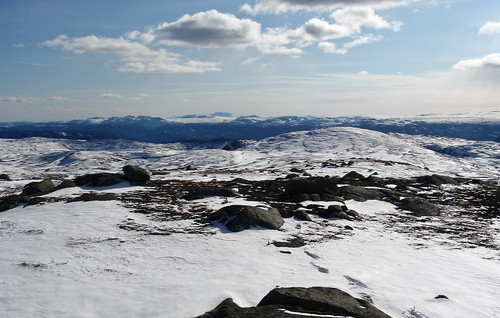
xmin=317 ymin=205 xmax=359 ymax=221
xmin=0 ymin=195 xmax=20 ymax=212
xmin=74 ymin=173 xmax=123 ymax=187
xmin=0 ymin=174 xmax=12 ymax=181
xmin=210 ymin=205 xmax=284 ymax=232
xmin=68 ymin=192 xmax=118 ymax=202
xmin=21 ymin=179 xmax=55 ymax=196
xmin=55 ymin=179 xmax=77 ymax=190
xmin=285 ymin=177 xmax=339 ymax=202
xmin=342 ymin=171 xmax=366 ymax=181
xmin=183 ymin=187 xmax=237 ymax=200
xmin=258 ymin=287 xmax=391 ymax=318
xmin=399 ymin=197 xmax=440 ymax=216
xmin=272 ymin=236 xmax=306 ymax=248
xmin=416 ymin=174 xmax=459 ymax=186
xmin=435 ymin=295 xmax=449 ymax=300
xmin=123 ymin=165 xmax=150 ymax=183
xmin=293 ymin=210 xmax=312 ymax=221
xmin=339 ymin=186 xmax=400 ymax=202
xmin=27 ymin=196 xmax=47 ymax=205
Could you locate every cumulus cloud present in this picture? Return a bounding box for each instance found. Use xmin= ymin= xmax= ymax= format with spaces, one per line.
xmin=453 ymin=53 xmax=500 ymax=70
xmin=479 ymin=22 xmax=500 ymax=35
xmin=241 ymin=0 xmax=409 ymax=14
xmin=331 ymin=7 xmax=402 ymax=32
xmin=155 ymin=10 xmax=261 ymax=47
xmin=43 ymin=34 xmax=220 ymax=73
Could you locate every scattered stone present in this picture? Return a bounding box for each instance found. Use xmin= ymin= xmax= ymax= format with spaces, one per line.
xmin=285 ymin=177 xmax=339 ymax=202
xmin=344 ymin=225 xmax=354 ymax=230
xmin=0 ymin=195 xmax=20 ymax=212
xmin=210 ymin=205 xmax=284 ymax=232
xmin=272 ymin=236 xmax=306 ymax=248
xmin=279 ymin=250 xmax=292 ymax=254
xmin=123 ymin=165 xmax=150 ymax=183
xmin=74 ymin=173 xmax=123 ymax=187
xmin=183 ymin=187 xmax=237 ymax=200
xmin=399 ymin=197 xmax=440 ymax=216
xmin=0 ymin=174 xmax=12 ymax=181
xmin=339 ymin=186 xmax=400 ymax=202
xmin=21 ymin=179 xmax=55 ymax=196
xmin=435 ymin=295 xmax=449 ymax=300
xmin=293 ymin=210 xmax=312 ymax=221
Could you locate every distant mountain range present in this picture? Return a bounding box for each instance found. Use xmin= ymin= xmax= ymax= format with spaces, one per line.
xmin=1 ymin=114 xmax=499 ymax=143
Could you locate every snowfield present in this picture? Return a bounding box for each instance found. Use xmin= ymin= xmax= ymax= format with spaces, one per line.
xmin=1 ymin=126 xmax=499 ymax=318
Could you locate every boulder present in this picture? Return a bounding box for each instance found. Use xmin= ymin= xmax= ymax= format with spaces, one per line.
xmin=74 ymin=173 xmax=123 ymax=187
xmin=122 ymin=165 xmax=150 ymax=183
xmin=0 ymin=174 xmax=12 ymax=181
xmin=399 ymin=197 xmax=440 ymax=216
xmin=294 ymin=210 xmax=312 ymax=221
xmin=210 ymin=205 xmax=284 ymax=232
xmin=68 ymin=192 xmax=117 ymax=202
xmin=317 ymin=205 xmax=359 ymax=221
xmin=258 ymin=287 xmax=391 ymax=318
xmin=21 ymin=179 xmax=55 ymax=196
xmin=416 ymin=174 xmax=459 ymax=186
xmin=0 ymin=195 xmax=20 ymax=212
xmin=55 ymin=179 xmax=77 ymax=190
xmin=342 ymin=171 xmax=366 ymax=181
xmin=197 ymin=287 xmax=391 ymax=318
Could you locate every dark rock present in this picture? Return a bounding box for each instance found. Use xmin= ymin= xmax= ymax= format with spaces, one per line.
xmin=68 ymin=192 xmax=118 ymax=202
xmin=285 ymin=177 xmax=339 ymax=202
xmin=279 ymin=250 xmax=292 ymax=254
xmin=272 ymin=236 xmax=306 ymax=248
xmin=416 ymin=174 xmax=459 ymax=186
xmin=339 ymin=186 xmax=400 ymax=202
xmin=399 ymin=197 xmax=440 ymax=216
xmin=344 ymin=225 xmax=354 ymax=230
xmin=183 ymin=187 xmax=237 ymax=200
xmin=0 ymin=174 xmax=12 ymax=181
xmin=290 ymin=168 xmax=306 ymax=174
xmin=285 ymin=173 xmax=299 ymax=179
xmin=223 ymin=140 xmax=245 ymax=151
xmin=0 ymin=195 xmax=20 ymax=212
xmin=435 ymin=295 xmax=449 ymax=300
xmin=55 ymin=179 xmax=77 ymax=190
xmin=21 ymin=179 xmax=55 ymax=196
xmin=123 ymin=165 xmax=150 ymax=183
xmin=210 ymin=205 xmax=284 ymax=232
xmin=258 ymin=287 xmax=392 ymax=318
xmin=342 ymin=171 xmax=366 ymax=181
xmin=74 ymin=173 xmax=123 ymax=187
xmin=318 ymin=206 xmax=358 ymax=221
xmin=294 ymin=210 xmax=312 ymax=221
xmin=27 ymin=196 xmax=47 ymax=205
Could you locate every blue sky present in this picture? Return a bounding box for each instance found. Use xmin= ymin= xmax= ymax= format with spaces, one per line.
xmin=1 ymin=0 xmax=499 ymax=121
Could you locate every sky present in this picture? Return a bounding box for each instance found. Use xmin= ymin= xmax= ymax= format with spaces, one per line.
xmin=1 ymin=0 xmax=499 ymax=122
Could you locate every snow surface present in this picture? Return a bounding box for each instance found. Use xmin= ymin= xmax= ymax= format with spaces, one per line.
xmin=1 ymin=126 xmax=500 ymax=317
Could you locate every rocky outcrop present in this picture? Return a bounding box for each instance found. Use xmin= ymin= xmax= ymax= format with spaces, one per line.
xmin=0 ymin=174 xmax=12 ymax=181
xmin=197 ymin=287 xmax=391 ymax=318
xmin=21 ymin=179 xmax=55 ymax=196
xmin=0 ymin=195 xmax=20 ymax=212
xmin=339 ymin=186 xmax=400 ymax=202
xmin=123 ymin=165 xmax=150 ymax=183
xmin=285 ymin=177 xmax=339 ymax=202
xmin=342 ymin=171 xmax=366 ymax=181
xmin=183 ymin=187 xmax=237 ymax=200
xmin=210 ymin=205 xmax=284 ymax=232
xmin=416 ymin=174 xmax=459 ymax=186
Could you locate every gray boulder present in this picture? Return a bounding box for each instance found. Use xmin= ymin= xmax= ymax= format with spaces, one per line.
xmin=210 ymin=205 xmax=284 ymax=232
xmin=399 ymin=197 xmax=440 ymax=216
xmin=285 ymin=177 xmax=339 ymax=202
xmin=342 ymin=171 xmax=366 ymax=181
xmin=74 ymin=173 xmax=123 ymax=187
xmin=21 ymin=179 xmax=55 ymax=196
xmin=123 ymin=165 xmax=150 ymax=183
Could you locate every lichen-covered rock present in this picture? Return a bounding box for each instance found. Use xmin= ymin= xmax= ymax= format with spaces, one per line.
xmin=210 ymin=205 xmax=284 ymax=232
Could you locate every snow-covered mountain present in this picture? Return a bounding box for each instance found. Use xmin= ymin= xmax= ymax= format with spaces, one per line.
xmin=1 ymin=112 xmax=499 ymax=143
xmin=1 ymin=125 xmax=499 ymax=317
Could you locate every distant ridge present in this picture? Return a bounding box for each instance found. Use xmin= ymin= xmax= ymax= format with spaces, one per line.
xmin=0 ymin=114 xmax=499 ymax=143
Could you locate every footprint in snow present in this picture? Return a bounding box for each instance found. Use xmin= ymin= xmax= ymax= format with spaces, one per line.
xmin=344 ymin=275 xmax=368 ymax=288
xmin=304 ymin=250 xmax=320 ymax=259
xmin=310 ymin=262 xmax=329 ymax=274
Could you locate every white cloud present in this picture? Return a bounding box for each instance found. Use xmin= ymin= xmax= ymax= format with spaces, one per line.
xmin=453 ymin=53 xmax=500 ymax=70
xmin=50 ymin=96 xmax=69 ymax=101
xmin=138 ymin=93 xmax=152 ymax=98
xmin=359 ymin=70 xmax=369 ymax=75
xmin=331 ymin=7 xmax=402 ymax=32
xmin=100 ymin=93 xmax=124 ymax=99
xmin=0 ymin=96 xmax=41 ymax=103
xmin=479 ymin=22 xmax=500 ymax=36
xmin=242 ymin=56 xmax=262 ymax=65
xmin=13 ymin=43 xmax=25 ymax=48
xmin=155 ymin=10 xmax=261 ymax=47
xmin=241 ymin=0 xmax=410 ymax=15
xmin=43 ymin=34 xmax=220 ymax=73
xmin=318 ymin=41 xmax=347 ymax=54
xmin=318 ymin=34 xmax=382 ymax=54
